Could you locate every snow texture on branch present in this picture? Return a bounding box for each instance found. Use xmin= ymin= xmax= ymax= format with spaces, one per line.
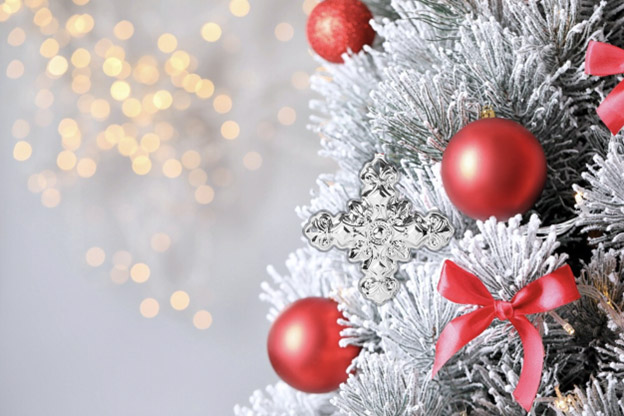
xmin=332 ymin=352 xmax=446 ymax=416
xmin=575 ymin=138 xmax=624 ymax=249
xmin=551 ymin=376 xmax=624 ymax=416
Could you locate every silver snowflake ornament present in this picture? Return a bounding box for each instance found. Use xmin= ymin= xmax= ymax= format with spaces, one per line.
xmin=303 ymin=154 xmax=454 ymax=305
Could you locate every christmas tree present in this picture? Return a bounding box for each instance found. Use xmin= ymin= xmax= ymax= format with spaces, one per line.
xmin=235 ymin=0 xmax=624 ymax=415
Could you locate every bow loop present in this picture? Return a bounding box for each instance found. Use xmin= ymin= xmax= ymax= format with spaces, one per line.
xmin=437 ymin=260 xmax=494 ymax=306
xmin=433 ymin=260 xmax=580 ymax=412
xmin=585 ymin=41 xmax=624 ymax=76
xmin=511 ymin=265 xmax=579 ymax=315
xmin=585 ymin=41 xmax=624 ymax=135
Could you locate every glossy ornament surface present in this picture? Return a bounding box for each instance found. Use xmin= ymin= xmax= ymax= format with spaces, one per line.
xmin=267 ymin=297 xmax=361 ymax=393
xmin=441 ymin=118 xmax=547 ymax=221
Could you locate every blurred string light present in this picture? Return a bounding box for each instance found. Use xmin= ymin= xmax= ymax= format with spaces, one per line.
xmin=229 ymin=0 xmax=250 ymax=17
xmin=291 ymin=71 xmax=310 ymax=90
xmin=201 ymin=22 xmax=222 ymax=43
xmin=3 ymin=0 xmax=307 ymax=329
xmin=274 ymin=23 xmax=294 ymax=42
xmin=277 ymin=106 xmax=297 ymax=126
xmin=140 ymin=298 xmax=160 ymax=318
xmin=302 ymin=0 xmax=318 ymax=15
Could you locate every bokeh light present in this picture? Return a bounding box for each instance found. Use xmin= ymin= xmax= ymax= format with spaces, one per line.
xmin=277 ymin=106 xmax=296 ymax=125
xmin=274 ymin=23 xmax=294 ymax=42
xmin=13 ymin=141 xmax=32 ymax=161
xmin=113 ymin=20 xmax=134 ymax=40
xmin=195 ymin=185 xmax=215 ymax=204
xmin=7 ymin=27 xmax=25 ymax=46
xmin=2 ymin=0 xmax=309 ymax=328
xmin=140 ymin=298 xmax=160 ymax=318
xmin=132 ymin=155 xmax=152 ymax=175
xmin=151 ymin=232 xmax=171 ymax=252
xmin=39 ymin=38 xmax=59 ymax=58
xmin=85 ymin=247 xmax=106 ymax=267
xmin=110 ymin=80 xmax=131 ymax=101
xmin=220 ymin=120 xmax=239 ymax=139
xmin=170 ymin=290 xmax=190 ymax=311
xmin=12 ymin=119 xmax=30 ymax=138
xmin=157 ymin=33 xmax=177 ymax=53
xmin=242 ymin=151 xmax=262 ymax=171
xmin=213 ymin=94 xmax=232 ymax=114
xmin=201 ymin=22 xmax=222 ymax=42
xmin=76 ymin=158 xmax=97 ymax=178
xmin=41 ymin=188 xmax=61 ymax=208
xmin=291 ymin=71 xmax=309 ymax=89
xmin=110 ymin=265 xmax=129 ymax=284
xmin=193 ymin=310 xmax=213 ymax=330
xmin=57 ymin=150 xmax=77 ymax=170
xmin=181 ymin=150 xmax=201 ymax=170
xmin=229 ymin=0 xmax=250 ymax=17
xmin=35 ymin=89 xmax=54 ymax=108
xmin=162 ymin=159 xmax=182 ymax=178
xmin=130 ymin=263 xmax=150 ymax=283
xmin=47 ymin=55 xmax=68 ymax=77
xmin=6 ymin=59 xmax=24 ymax=79
xmin=71 ymin=48 xmax=91 ymax=68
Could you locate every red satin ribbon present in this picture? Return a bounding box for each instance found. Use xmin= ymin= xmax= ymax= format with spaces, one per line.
xmin=432 ymin=260 xmax=580 ymax=412
xmin=585 ymin=41 xmax=624 ymax=135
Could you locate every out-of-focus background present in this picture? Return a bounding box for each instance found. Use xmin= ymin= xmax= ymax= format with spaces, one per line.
xmin=0 ymin=0 xmax=333 ymax=414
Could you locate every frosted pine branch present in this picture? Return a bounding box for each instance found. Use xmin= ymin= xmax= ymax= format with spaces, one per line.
xmin=239 ymin=0 xmax=624 ymax=413
xmin=376 ymin=262 xmax=457 ymax=374
xmin=575 ymin=139 xmax=624 ymax=248
xmin=260 ymin=247 xmax=355 ymax=321
xmin=550 ymin=377 xmax=624 ymax=416
xmin=234 ymin=382 xmax=337 ymax=416
xmin=452 ymin=215 xmax=567 ymax=297
xmin=332 ymin=352 xmax=446 ymax=415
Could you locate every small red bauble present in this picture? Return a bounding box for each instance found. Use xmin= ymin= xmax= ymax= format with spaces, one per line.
xmin=306 ymin=0 xmax=375 ymax=63
xmin=441 ymin=118 xmax=547 ymax=221
xmin=267 ymin=297 xmax=361 ymax=393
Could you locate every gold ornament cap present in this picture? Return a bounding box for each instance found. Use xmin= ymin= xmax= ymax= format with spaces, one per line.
xmin=479 ymin=105 xmax=496 ymax=119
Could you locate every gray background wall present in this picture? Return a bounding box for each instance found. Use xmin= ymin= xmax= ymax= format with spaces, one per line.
xmin=0 ymin=0 xmax=334 ymax=414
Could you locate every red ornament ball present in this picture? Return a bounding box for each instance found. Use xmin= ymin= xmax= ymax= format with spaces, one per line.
xmin=306 ymin=0 xmax=375 ymax=63
xmin=267 ymin=297 xmax=361 ymax=393
xmin=441 ymin=118 xmax=547 ymax=221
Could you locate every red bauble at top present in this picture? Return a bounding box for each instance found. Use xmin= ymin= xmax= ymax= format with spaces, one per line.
xmin=267 ymin=297 xmax=361 ymax=393
xmin=441 ymin=118 xmax=547 ymax=221
xmin=306 ymin=0 xmax=375 ymax=63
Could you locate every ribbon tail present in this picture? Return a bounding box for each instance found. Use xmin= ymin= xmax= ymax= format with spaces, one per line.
xmin=509 ymin=316 xmax=544 ymax=412
xmin=432 ymin=307 xmax=494 ymax=377
xmin=597 ymin=80 xmax=624 ymax=135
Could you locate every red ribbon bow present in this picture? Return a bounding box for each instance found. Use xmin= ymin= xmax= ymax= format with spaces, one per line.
xmin=432 ymin=260 xmax=580 ymax=411
xmin=585 ymin=40 xmax=624 ymax=135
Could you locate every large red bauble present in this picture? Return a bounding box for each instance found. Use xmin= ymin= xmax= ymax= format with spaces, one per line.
xmin=267 ymin=297 xmax=361 ymax=393
xmin=306 ymin=0 xmax=375 ymax=63
xmin=441 ymin=118 xmax=547 ymax=221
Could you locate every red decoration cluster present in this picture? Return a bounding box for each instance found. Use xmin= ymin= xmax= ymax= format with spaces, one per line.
xmin=433 ymin=260 xmax=580 ymax=411
xmin=306 ymin=0 xmax=375 ymax=63
xmin=585 ymin=40 xmax=624 ymax=135
xmin=441 ymin=118 xmax=547 ymax=221
xmin=267 ymin=297 xmax=361 ymax=393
